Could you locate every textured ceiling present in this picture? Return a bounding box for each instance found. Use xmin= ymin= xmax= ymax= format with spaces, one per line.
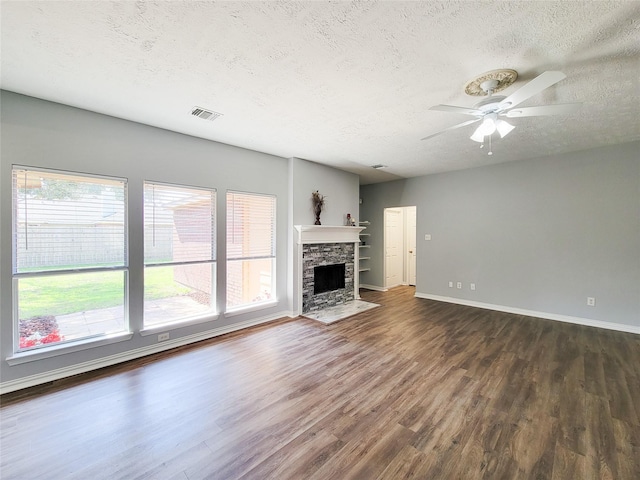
xmin=1 ymin=1 xmax=639 ymax=184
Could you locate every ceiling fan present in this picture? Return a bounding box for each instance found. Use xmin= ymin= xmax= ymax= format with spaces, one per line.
xmin=422 ymin=69 xmax=582 ymax=154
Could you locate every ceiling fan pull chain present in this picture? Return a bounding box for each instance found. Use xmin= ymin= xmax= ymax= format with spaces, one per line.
xmin=488 ymin=134 xmax=493 ymax=156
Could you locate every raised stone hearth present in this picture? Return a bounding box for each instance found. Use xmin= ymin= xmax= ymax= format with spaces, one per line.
xmin=302 ymin=299 xmax=379 ymax=324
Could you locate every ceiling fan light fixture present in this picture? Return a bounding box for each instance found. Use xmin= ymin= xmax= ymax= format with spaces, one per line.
xmin=470 ymin=128 xmax=485 ymax=143
xmin=496 ymin=119 xmax=515 ymax=138
xmin=476 ymin=115 xmax=497 ymax=136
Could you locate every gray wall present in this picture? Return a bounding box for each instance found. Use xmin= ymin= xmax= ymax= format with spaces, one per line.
xmin=290 ymin=157 xmax=360 ymax=227
xmin=1 ymin=91 xmax=290 ymax=385
xmin=360 ymin=142 xmax=640 ymax=329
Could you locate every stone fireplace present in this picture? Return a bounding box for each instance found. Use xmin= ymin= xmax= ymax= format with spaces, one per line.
xmin=294 ymin=225 xmax=364 ymax=315
xmin=302 ymin=243 xmax=353 ymax=312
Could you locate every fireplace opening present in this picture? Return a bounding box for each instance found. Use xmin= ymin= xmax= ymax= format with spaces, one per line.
xmin=314 ymin=263 xmax=346 ymax=295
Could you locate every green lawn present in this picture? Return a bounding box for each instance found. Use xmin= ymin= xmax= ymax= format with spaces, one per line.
xmin=18 ymin=267 xmax=190 ymax=319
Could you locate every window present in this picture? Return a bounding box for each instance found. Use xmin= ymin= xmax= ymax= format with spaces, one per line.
xmin=226 ymin=191 xmax=276 ymax=311
xmin=144 ymin=182 xmax=216 ymax=327
xmin=12 ymin=167 xmax=128 ymax=352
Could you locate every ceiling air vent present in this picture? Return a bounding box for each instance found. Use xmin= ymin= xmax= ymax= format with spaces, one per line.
xmin=191 ymin=106 xmax=223 ymax=122
xmin=371 ymin=164 xmax=388 ymax=169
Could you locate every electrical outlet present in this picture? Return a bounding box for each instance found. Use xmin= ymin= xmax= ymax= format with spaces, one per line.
xmin=448 ymin=281 xmax=453 ymax=288
xmin=158 ymin=333 xmax=170 ymax=342
xmin=470 ymin=283 xmax=476 ymax=291
xmin=587 ymin=297 xmax=596 ymax=307
xmin=456 ymin=282 xmax=462 ymax=289
xmin=425 ymin=234 xmax=432 ymax=241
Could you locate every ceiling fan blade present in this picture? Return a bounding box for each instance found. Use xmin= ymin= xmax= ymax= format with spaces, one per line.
xmin=504 ymin=103 xmax=582 ymax=118
xmin=499 ymin=71 xmax=567 ymax=110
xmin=421 ymin=118 xmax=481 ymax=141
xmin=429 ymin=104 xmax=483 ymax=116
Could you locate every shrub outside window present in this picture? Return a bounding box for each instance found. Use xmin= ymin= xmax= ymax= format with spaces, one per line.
xmin=12 ymin=167 xmax=128 ymax=352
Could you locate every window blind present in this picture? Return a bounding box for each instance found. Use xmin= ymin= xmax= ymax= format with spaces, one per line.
xmin=226 ymin=191 xmax=276 ymax=260
xmin=13 ymin=167 xmax=127 ymax=273
xmin=144 ymin=182 xmax=216 ymax=265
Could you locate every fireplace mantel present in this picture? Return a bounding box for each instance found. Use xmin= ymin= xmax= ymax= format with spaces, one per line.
xmin=294 ymin=225 xmax=364 ymax=245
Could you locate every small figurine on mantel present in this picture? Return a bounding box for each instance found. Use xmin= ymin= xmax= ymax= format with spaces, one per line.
xmin=311 ymin=190 xmax=325 ymax=225
xmin=346 ymin=213 xmax=356 ymax=226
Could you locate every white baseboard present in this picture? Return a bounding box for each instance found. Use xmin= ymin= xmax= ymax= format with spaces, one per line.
xmin=0 ymin=310 xmax=292 ymax=395
xmin=414 ymin=292 xmax=640 ymax=335
xmin=359 ymin=284 xmax=388 ymax=292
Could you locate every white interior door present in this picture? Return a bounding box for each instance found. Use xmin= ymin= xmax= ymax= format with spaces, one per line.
xmin=407 ymin=206 xmax=417 ymax=286
xmin=384 ymin=208 xmax=403 ymax=288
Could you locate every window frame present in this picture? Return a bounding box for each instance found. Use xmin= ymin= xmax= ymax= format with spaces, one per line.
xmin=11 ymin=165 xmax=130 ymax=355
xmin=225 ymin=190 xmax=277 ymax=313
xmin=142 ymin=181 xmax=218 ymax=330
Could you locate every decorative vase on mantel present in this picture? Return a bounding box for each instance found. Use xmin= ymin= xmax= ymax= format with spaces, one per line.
xmin=311 ymin=190 xmax=325 ymax=226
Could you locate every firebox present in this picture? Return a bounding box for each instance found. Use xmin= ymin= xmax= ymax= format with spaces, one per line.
xmin=314 ymin=263 xmax=346 ymax=295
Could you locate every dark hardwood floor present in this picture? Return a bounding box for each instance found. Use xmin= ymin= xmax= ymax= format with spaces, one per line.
xmin=1 ymin=286 xmax=639 ymax=479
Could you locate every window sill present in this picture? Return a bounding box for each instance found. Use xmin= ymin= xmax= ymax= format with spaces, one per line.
xmin=140 ymin=312 xmax=220 ymax=336
xmin=225 ymin=300 xmax=278 ymax=318
xmin=6 ymin=331 xmax=134 ymax=366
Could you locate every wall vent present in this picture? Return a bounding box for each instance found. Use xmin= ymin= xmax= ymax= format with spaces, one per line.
xmin=191 ymin=106 xmax=223 ymax=122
